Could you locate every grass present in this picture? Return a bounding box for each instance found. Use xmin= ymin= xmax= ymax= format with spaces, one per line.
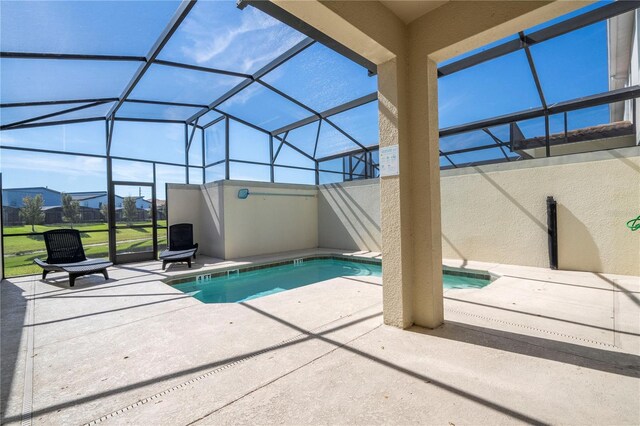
xmin=3 ymin=221 xmax=166 ymax=235
xmin=3 ymin=221 xmax=168 ymax=277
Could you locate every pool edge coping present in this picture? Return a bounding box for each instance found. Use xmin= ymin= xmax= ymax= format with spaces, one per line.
xmin=163 ymin=254 xmax=493 ymax=286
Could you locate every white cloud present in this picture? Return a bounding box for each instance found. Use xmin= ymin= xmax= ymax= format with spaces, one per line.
xmin=176 ymin=7 xmax=305 ymax=73
xmin=1 ymin=153 xmax=104 ymax=178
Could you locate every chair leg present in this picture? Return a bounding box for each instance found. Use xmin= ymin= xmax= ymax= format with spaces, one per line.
xmin=69 ymin=274 xmax=76 ymax=287
xmin=101 ymin=269 xmax=109 ymax=281
xmin=42 ymin=270 xmax=49 ymax=280
xmin=187 ymin=259 xmax=192 ymax=268
xmin=162 ymin=260 xmax=167 ymax=270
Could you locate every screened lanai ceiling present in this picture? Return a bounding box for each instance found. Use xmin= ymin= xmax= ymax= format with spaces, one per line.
xmin=0 ymin=0 xmax=379 ymax=165
xmin=1 ymin=0 xmax=639 ymax=171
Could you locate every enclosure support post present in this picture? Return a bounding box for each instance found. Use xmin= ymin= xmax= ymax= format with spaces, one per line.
xmin=224 ymin=117 xmax=230 ymax=180
xmin=269 ymin=135 xmax=275 ymax=183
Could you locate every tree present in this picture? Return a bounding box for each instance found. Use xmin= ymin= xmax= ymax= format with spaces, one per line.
xmin=61 ymin=193 xmax=80 ymax=228
xmin=100 ymin=203 xmax=109 ymax=222
xmin=19 ymin=195 xmax=45 ymax=232
xmin=123 ymin=196 xmax=138 ymax=225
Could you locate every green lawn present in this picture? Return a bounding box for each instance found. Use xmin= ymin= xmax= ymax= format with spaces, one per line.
xmin=3 ymin=222 xmax=168 ymax=277
xmin=3 ymin=221 xmax=166 ymax=235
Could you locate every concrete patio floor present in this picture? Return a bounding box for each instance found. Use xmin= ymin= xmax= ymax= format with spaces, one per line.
xmin=1 ymin=249 xmax=639 ymax=425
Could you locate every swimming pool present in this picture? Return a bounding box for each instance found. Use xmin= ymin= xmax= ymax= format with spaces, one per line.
xmin=170 ymin=258 xmax=490 ymax=303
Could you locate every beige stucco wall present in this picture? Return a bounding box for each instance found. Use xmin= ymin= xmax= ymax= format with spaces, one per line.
xmin=169 ymin=181 xmax=318 ymax=260
xmin=200 ymin=182 xmax=225 ymax=259
xmin=221 ymin=181 xmax=318 ymax=259
xmin=166 ymin=184 xmax=203 ymax=251
xmin=316 ymin=148 xmax=640 ymax=276
xmin=441 ymin=148 xmax=640 ymax=276
xmin=318 ymin=180 xmax=381 ymax=252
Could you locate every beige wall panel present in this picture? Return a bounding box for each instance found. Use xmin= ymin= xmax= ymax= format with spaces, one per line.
xmin=440 ymin=149 xmax=640 ymax=275
xmin=166 ymin=184 xmax=203 ymax=252
xmin=315 ymin=149 xmax=640 ymax=276
xmin=200 ymin=182 xmax=225 ymax=259
xmin=318 ymin=180 xmax=381 ymax=252
xmin=222 ymin=181 xmax=318 ymax=259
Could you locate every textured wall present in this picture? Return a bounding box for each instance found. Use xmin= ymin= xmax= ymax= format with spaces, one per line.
xmin=200 ymin=182 xmax=225 ymax=259
xmin=166 ymin=184 xmax=202 ymax=252
xmin=440 ymin=148 xmax=640 ymax=276
xmin=318 ymin=180 xmax=381 ymax=252
xmin=170 ymin=147 xmax=640 ymax=275
xmin=316 ymin=148 xmax=640 ymax=276
xmin=222 ymin=181 xmax=318 ymax=259
xmin=168 ymin=181 xmax=317 ymax=260
xmin=224 ymin=181 xmax=318 ymax=259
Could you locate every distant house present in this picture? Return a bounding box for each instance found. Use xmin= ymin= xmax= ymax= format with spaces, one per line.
xmin=2 ymin=187 xmax=154 ymax=226
xmin=68 ymin=191 xmax=109 ymax=209
xmin=68 ymin=191 xmax=151 ymax=210
xmin=2 ymin=187 xmax=62 ymax=208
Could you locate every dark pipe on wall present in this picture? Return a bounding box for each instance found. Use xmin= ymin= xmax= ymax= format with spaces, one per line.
xmin=546 ymin=196 xmax=558 ymax=270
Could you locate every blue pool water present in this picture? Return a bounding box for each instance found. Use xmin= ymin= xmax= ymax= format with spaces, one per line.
xmin=171 ymin=259 xmax=489 ymax=303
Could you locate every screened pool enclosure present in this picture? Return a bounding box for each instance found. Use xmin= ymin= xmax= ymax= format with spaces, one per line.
xmin=1 ymin=0 xmax=639 ymax=276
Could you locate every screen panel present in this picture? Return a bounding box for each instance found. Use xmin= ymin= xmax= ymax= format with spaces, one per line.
xmin=217 ymin=84 xmax=312 ymax=132
xmin=117 ymin=102 xmax=203 ymax=121
xmin=438 ymin=51 xmax=542 ymax=129
xmin=228 ymin=119 xmax=270 ymax=163
xmin=205 ymin=119 xmax=226 ymax=165
xmin=158 ymin=1 xmax=306 ymax=74
xmin=0 ymin=0 xmax=180 ymax=56
xmin=0 ymin=120 xmax=106 ymax=155
xmin=279 ymin=121 xmax=320 ymax=157
xmin=111 ymin=121 xmax=186 ymax=165
xmin=530 ymin=21 xmax=608 ymax=104
xmin=130 ymin=64 xmax=245 ymax=106
xmin=0 ymin=58 xmax=139 ymax=104
xmin=229 ymin=161 xmax=270 ymax=182
xmin=274 ymin=167 xmax=315 ymax=185
xmin=328 ymin=101 xmax=379 ymax=147
xmin=261 ymin=43 xmax=377 ymax=112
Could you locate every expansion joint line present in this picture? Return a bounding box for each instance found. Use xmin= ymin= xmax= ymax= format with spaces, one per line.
xmin=83 ymin=303 xmax=381 ymax=425
xmin=186 ymin=324 xmax=383 ymax=425
xmin=447 ymin=308 xmax=617 ymax=348
xmin=83 ymin=333 xmax=309 ymax=426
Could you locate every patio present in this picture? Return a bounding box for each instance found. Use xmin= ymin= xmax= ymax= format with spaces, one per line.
xmin=2 ymin=251 xmax=638 ymax=425
xmin=1 ymin=0 xmax=640 ymax=424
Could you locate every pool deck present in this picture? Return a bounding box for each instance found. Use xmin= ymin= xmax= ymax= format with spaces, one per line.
xmin=1 ymin=248 xmax=639 ymax=425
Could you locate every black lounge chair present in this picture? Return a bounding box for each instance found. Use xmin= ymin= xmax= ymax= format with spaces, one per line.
xmin=34 ymin=229 xmax=112 ymax=287
xmin=159 ymin=223 xmax=199 ymax=269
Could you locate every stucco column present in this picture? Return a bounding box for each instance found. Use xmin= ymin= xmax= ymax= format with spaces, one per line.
xmin=378 ymin=48 xmax=443 ymax=329
xmin=268 ymin=0 xmax=584 ymax=330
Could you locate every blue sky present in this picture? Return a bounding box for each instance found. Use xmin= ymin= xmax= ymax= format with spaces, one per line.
xmin=1 ymin=0 xmax=614 ymax=195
